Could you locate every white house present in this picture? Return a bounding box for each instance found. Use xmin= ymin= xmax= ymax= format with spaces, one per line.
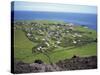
xmin=27 ymin=33 xmax=31 ymax=37
xmin=56 ymin=41 xmax=61 ymax=44
xmin=72 ymin=40 xmax=77 ymax=44
xmin=45 ymin=42 xmax=50 ymax=47
xmin=37 ymin=46 xmax=42 ymax=51
xmin=74 ymin=33 xmax=82 ymax=37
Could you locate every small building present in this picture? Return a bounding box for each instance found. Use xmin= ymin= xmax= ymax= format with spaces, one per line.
xmin=74 ymin=33 xmax=82 ymax=37
xmin=45 ymin=42 xmax=50 ymax=47
xmin=72 ymin=40 xmax=77 ymax=44
xmin=56 ymin=41 xmax=61 ymax=44
xmin=27 ymin=33 xmax=31 ymax=37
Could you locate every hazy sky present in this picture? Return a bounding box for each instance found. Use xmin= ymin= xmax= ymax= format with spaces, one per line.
xmin=12 ymin=1 xmax=97 ymax=14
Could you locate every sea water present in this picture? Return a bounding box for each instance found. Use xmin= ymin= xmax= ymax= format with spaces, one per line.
xmin=12 ymin=11 xmax=97 ymax=30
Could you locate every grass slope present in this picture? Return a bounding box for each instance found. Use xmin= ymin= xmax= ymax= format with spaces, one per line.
xmin=14 ymin=29 xmax=97 ymax=63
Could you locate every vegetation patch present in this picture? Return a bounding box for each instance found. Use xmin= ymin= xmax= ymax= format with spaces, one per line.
xmin=14 ymin=20 xmax=97 ymax=64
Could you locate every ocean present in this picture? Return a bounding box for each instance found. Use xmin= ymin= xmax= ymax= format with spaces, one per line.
xmin=12 ymin=11 xmax=97 ymax=30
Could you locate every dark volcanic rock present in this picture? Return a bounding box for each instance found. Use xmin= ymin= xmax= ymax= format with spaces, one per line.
xmin=56 ymin=56 xmax=97 ymax=70
xmin=14 ymin=60 xmax=31 ymax=74
xmin=14 ymin=60 xmax=61 ymax=73
xmin=14 ymin=56 xmax=97 ymax=74
xmin=29 ymin=63 xmax=61 ymax=72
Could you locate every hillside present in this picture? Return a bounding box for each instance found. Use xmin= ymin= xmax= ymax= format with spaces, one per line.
xmin=14 ymin=20 xmax=97 ymax=63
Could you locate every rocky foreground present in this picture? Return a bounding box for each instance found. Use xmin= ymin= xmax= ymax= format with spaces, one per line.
xmin=14 ymin=56 xmax=97 ymax=74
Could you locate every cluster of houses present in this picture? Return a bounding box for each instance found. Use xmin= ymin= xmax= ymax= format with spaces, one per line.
xmin=14 ymin=21 xmax=94 ymax=53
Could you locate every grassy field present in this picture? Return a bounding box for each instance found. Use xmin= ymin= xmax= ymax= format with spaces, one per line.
xmin=14 ymin=25 xmax=97 ymax=64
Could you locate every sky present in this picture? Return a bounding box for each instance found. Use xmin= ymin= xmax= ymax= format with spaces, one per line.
xmin=12 ymin=1 xmax=97 ymax=14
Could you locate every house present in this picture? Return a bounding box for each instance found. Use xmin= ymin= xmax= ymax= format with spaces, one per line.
xmin=72 ymin=40 xmax=77 ymax=44
xmin=27 ymin=33 xmax=31 ymax=37
xmin=56 ymin=41 xmax=61 ymax=44
xmin=74 ymin=33 xmax=82 ymax=37
xmin=37 ymin=46 xmax=42 ymax=51
xmin=45 ymin=42 xmax=50 ymax=47
xmin=42 ymin=38 xmax=45 ymax=41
